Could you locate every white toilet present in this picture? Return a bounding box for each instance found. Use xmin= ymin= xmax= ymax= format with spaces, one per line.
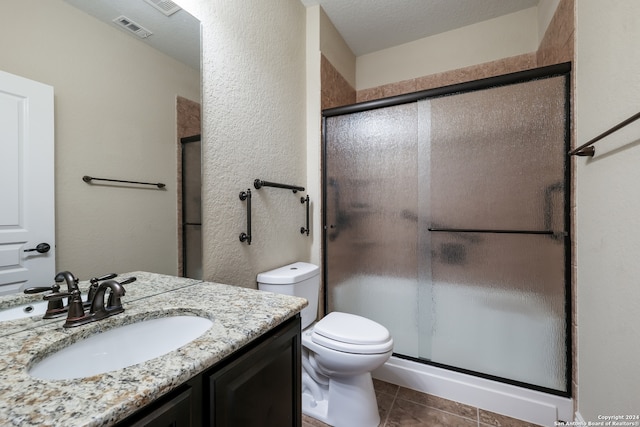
xmin=257 ymin=262 xmax=393 ymax=427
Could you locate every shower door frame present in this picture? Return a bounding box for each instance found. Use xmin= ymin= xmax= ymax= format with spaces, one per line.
xmin=180 ymin=134 xmax=202 ymax=279
xmin=321 ymin=62 xmax=572 ymax=397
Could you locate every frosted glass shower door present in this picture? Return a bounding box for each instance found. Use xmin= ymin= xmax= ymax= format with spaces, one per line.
xmin=324 ymin=70 xmax=570 ymax=394
xmin=422 ymin=76 xmax=568 ymax=391
xmin=325 ymin=103 xmax=422 ymax=357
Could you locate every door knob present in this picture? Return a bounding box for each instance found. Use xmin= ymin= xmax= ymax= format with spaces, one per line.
xmin=24 ymin=243 xmax=51 ymax=254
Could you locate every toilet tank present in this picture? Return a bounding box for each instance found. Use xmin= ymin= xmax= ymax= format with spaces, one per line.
xmin=257 ymin=262 xmax=320 ymax=329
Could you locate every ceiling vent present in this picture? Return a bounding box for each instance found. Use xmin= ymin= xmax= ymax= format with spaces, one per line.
xmin=112 ymin=16 xmax=153 ymax=39
xmin=144 ymin=0 xmax=182 ymax=17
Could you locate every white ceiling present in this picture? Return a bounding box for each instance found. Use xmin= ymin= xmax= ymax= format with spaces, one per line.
xmin=63 ymin=0 xmax=200 ymax=70
xmin=63 ymin=0 xmax=540 ymax=70
xmin=301 ymin=0 xmax=540 ymax=56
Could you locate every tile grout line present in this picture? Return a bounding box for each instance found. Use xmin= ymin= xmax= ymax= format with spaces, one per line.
xmin=381 ymin=386 xmax=401 ymax=427
xmin=393 ymin=392 xmax=482 ymax=425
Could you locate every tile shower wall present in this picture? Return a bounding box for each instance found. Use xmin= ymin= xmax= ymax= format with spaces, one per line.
xmin=302 ymin=380 xmax=545 ymax=427
xmin=321 ymin=54 xmax=356 ymax=110
xmin=356 ymin=52 xmax=537 ymax=102
xmin=352 ymin=0 xmax=574 ymax=103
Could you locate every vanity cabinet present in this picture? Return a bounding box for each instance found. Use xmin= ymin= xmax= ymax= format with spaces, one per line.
xmin=118 ymin=315 xmax=301 ymax=427
xmin=207 ymin=314 xmax=301 ymax=426
xmin=127 ymin=385 xmax=197 ymax=427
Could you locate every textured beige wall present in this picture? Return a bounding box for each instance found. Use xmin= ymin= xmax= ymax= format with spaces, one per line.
xmin=319 ymin=7 xmax=356 ymax=88
xmin=355 ymin=7 xmax=539 ymax=90
xmin=538 ymin=0 xmax=562 ymax=44
xmin=575 ymin=0 xmax=640 ymax=420
xmin=306 ymin=5 xmax=323 ymax=268
xmin=197 ymin=0 xmax=309 ymax=288
xmin=0 ymin=0 xmax=200 ymax=280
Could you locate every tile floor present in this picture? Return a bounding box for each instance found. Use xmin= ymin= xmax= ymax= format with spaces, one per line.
xmin=302 ymin=379 xmax=545 ymax=427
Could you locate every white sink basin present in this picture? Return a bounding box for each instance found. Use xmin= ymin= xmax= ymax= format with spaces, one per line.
xmin=0 ymin=300 xmax=49 ymax=321
xmin=29 ymin=315 xmax=213 ymax=380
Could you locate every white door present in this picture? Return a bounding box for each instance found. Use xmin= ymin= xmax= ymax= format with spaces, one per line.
xmin=0 ymin=70 xmax=55 ymax=295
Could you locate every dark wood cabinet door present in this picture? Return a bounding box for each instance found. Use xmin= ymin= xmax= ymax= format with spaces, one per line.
xmin=126 ymin=386 xmax=193 ymax=427
xmin=115 ymin=315 xmax=301 ymax=427
xmin=207 ymin=316 xmax=301 ymax=427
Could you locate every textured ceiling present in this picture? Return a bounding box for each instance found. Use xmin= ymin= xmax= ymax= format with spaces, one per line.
xmin=63 ymin=0 xmax=540 ymax=70
xmin=63 ymin=0 xmax=200 ymax=70
xmin=301 ymin=0 xmax=540 ymax=56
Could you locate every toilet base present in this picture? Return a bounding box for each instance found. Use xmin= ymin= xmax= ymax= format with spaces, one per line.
xmin=302 ymin=371 xmax=380 ymax=427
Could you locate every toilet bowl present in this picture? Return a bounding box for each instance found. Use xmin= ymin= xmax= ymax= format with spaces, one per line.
xmin=257 ymin=263 xmax=394 ymax=427
xmin=301 ymin=311 xmax=393 ymax=426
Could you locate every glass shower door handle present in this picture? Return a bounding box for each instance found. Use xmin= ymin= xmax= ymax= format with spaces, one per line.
xmin=327 ymin=178 xmax=342 ymax=241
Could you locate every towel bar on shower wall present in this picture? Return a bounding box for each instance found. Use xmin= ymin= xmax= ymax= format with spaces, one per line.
xmin=569 ymin=111 xmax=640 ymax=157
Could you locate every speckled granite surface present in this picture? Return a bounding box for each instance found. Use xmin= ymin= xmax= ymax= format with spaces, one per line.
xmin=0 ymin=273 xmax=307 ymax=426
xmin=0 ymin=272 xmax=201 ymax=337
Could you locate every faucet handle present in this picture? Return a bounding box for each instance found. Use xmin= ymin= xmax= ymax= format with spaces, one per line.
xmin=119 ymin=276 xmax=137 ymax=286
xmin=86 ymin=273 xmax=118 ymax=308
xmin=106 ymin=277 xmax=136 ymax=308
xmin=90 ymin=273 xmax=117 ymax=285
xmin=41 ymin=287 xmax=72 ymax=319
xmin=25 ymin=283 xmax=65 ymax=317
xmin=45 ymin=290 xmax=89 ymax=327
xmin=24 ymin=283 xmax=61 ymax=294
xmin=43 ymin=291 xmax=69 ymax=301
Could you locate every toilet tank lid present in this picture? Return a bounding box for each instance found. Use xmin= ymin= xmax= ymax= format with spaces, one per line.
xmin=257 ymin=262 xmax=319 ymax=285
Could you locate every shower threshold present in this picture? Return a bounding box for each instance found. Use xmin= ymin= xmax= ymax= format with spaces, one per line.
xmin=373 ymin=356 xmax=573 ymax=426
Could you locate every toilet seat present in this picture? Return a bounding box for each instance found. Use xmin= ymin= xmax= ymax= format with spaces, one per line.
xmin=311 ymin=312 xmax=393 ymax=354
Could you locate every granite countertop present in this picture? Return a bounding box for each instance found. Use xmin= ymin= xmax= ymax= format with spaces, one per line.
xmin=0 ymin=272 xmax=307 ymax=426
xmin=0 ymin=272 xmax=202 ymax=337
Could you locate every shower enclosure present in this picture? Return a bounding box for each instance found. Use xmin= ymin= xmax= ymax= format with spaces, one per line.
xmin=181 ymin=135 xmax=202 ymax=280
xmin=323 ymin=64 xmax=571 ymax=395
